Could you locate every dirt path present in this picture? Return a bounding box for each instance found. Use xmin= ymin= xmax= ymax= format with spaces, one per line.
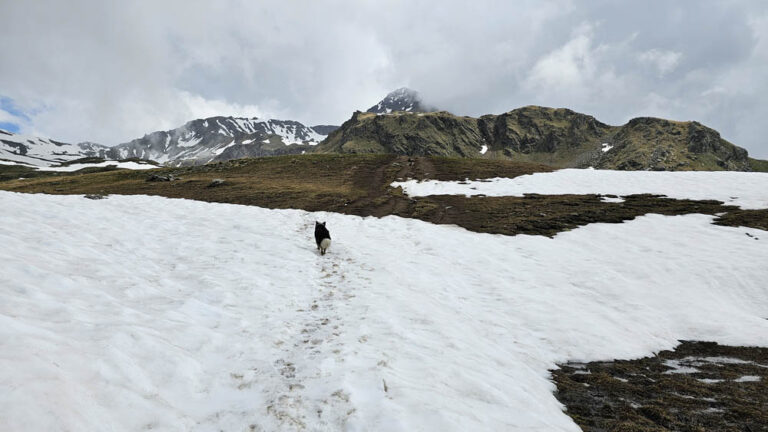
xmin=346 ymin=155 xmax=412 ymax=217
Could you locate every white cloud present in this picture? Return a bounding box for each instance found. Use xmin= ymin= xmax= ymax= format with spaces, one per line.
xmin=528 ymin=25 xmax=596 ymax=89
xmin=521 ymin=22 xmax=634 ymax=113
xmin=0 ymin=108 xmax=23 ymax=126
xmin=638 ymin=49 xmax=682 ymax=75
xmin=178 ymin=92 xmax=264 ymax=122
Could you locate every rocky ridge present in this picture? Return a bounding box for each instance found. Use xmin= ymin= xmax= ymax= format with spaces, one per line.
xmin=315 ymin=106 xmax=756 ymax=171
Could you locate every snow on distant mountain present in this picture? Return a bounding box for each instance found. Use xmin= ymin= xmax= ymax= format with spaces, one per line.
xmin=106 ymin=117 xmax=338 ymax=166
xmin=366 ymin=87 xmax=437 ymax=114
xmin=0 ymin=116 xmax=341 ymax=169
xmin=0 ymin=129 xmax=109 ymax=167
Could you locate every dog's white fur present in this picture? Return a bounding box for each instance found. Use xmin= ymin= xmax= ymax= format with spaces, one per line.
xmin=319 ymin=238 xmax=331 ymax=254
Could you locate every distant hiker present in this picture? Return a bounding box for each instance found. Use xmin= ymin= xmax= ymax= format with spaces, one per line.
xmin=314 ymin=221 xmax=331 ymax=255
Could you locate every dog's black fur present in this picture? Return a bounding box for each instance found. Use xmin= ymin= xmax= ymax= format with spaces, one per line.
xmin=314 ymin=221 xmax=331 ymax=255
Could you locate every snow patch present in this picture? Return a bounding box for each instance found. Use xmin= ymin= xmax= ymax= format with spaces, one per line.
xmin=392 ymin=169 xmax=768 ymax=209
xmin=38 ymin=161 xmax=157 ymax=172
xmin=1 ymin=192 xmax=767 ymax=431
xmin=663 ymin=359 xmax=701 ymax=374
xmin=735 ymin=375 xmax=761 ymax=382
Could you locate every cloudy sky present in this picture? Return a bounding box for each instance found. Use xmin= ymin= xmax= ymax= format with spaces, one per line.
xmin=1 ymin=0 xmax=766 ymax=157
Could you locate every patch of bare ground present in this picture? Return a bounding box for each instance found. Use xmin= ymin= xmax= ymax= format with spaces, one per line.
xmin=1 ymin=154 xmax=765 ymax=236
xmin=552 ymin=341 xmax=768 ymax=432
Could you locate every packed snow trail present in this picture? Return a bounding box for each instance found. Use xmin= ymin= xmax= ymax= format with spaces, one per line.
xmin=260 ymin=215 xmax=365 ymax=428
xmin=1 ymin=191 xmax=768 ymax=431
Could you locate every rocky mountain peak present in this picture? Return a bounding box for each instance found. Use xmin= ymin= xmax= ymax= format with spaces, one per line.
xmin=366 ymin=87 xmax=436 ymax=114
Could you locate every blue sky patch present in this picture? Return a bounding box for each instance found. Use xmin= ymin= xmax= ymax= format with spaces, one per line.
xmin=0 ymin=96 xmax=29 ymax=133
xmin=0 ymin=97 xmax=30 ymax=121
xmin=0 ymin=122 xmax=20 ymax=133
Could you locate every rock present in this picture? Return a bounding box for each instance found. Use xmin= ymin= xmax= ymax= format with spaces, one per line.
xmin=84 ymin=194 xmax=108 ymax=200
xmin=146 ymin=174 xmax=178 ymax=182
xmin=207 ymin=178 xmax=226 ymax=187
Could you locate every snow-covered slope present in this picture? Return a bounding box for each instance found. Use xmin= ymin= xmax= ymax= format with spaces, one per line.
xmin=109 ymin=117 xmax=336 ymax=166
xmin=1 ymin=191 xmax=766 ymax=431
xmin=1 ymin=117 xmax=339 ymax=169
xmin=393 ymin=169 xmax=768 ymax=209
xmin=0 ymin=129 xmax=109 ymax=167
xmin=35 ymin=160 xmax=158 ymax=172
xmin=366 ymin=87 xmax=436 ymax=114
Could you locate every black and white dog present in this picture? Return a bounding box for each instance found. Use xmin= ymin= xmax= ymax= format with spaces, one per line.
xmin=314 ymin=221 xmax=331 ymax=255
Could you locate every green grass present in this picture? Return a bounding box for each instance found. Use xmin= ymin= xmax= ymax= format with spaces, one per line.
xmin=749 ymin=157 xmax=768 ymax=172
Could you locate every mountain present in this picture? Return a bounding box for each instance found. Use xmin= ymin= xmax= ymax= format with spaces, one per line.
xmin=315 ymin=106 xmax=759 ymax=171
xmin=1 ymin=115 xmax=340 ymax=168
xmin=0 ymin=129 xmax=109 ymax=167
xmin=3 ymin=93 xmax=763 ymax=172
xmin=106 ymin=117 xmax=337 ymax=166
xmin=366 ymin=87 xmax=436 ymax=114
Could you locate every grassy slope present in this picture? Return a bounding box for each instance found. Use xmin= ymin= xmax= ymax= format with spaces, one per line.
xmin=2 ymin=154 xmax=764 ymax=236
xmin=596 ymin=118 xmax=752 ymax=171
xmin=749 ymin=157 xmax=768 ymax=172
xmin=316 ymin=107 xmax=763 ymax=171
xmin=0 ymin=157 xmax=161 ymax=181
xmin=315 ymin=108 xmax=610 ymax=168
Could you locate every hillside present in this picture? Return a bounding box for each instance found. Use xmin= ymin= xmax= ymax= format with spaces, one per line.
xmin=598 ymin=117 xmax=750 ymax=171
xmin=2 ymin=182 xmax=767 ymax=430
xmin=3 ymin=154 xmax=768 ymax=430
xmin=0 ymin=129 xmax=109 ymax=167
xmin=315 ymin=106 xmax=759 ymax=171
xmin=0 ymin=117 xmax=339 ymax=169
xmin=106 ymin=116 xmax=335 ymax=166
xmin=3 ymin=154 xmax=766 ymax=235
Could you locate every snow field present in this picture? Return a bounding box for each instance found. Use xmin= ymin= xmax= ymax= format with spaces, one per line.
xmin=392 ymin=169 xmax=768 ymax=209
xmin=1 ymin=191 xmax=767 ymax=431
xmin=37 ymin=161 xmax=158 ymax=172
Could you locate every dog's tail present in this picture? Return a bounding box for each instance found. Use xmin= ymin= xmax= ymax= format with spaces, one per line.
xmin=320 ymin=238 xmax=331 ymax=250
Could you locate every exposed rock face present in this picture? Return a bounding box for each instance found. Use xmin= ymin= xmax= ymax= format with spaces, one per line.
xmin=478 ymin=107 xmax=611 ymax=156
xmin=596 ymin=117 xmax=751 ymax=171
xmin=1 ymin=117 xmax=339 ymax=168
xmin=315 ymin=106 xmax=757 ymax=171
xmin=106 ymin=117 xmax=332 ymax=166
xmin=315 ymin=111 xmax=484 ymax=156
xmin=366 ymin=88 xmax=436 ymax=114
xmin=317 ymin=107 xmax=613 ymax=166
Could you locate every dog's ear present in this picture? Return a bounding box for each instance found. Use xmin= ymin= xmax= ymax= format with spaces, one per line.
xmin=322 ymin=222 xmax=326 ymax=226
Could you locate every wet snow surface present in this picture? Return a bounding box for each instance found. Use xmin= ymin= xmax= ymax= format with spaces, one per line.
xmin=392 ymin=169 xmax=768 ymax=209
xmin=1 ymin=190 xmax=767 ymax=431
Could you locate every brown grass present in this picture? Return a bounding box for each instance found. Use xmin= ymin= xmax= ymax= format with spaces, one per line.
xmin=552 ymin=342 xmax=768 ymax=431
xmin=1 ymin=154 xmax=764 ymax=237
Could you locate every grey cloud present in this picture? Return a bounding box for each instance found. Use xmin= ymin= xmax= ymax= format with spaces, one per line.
xmin=0 ymin=0 xmax=766 ymax=157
